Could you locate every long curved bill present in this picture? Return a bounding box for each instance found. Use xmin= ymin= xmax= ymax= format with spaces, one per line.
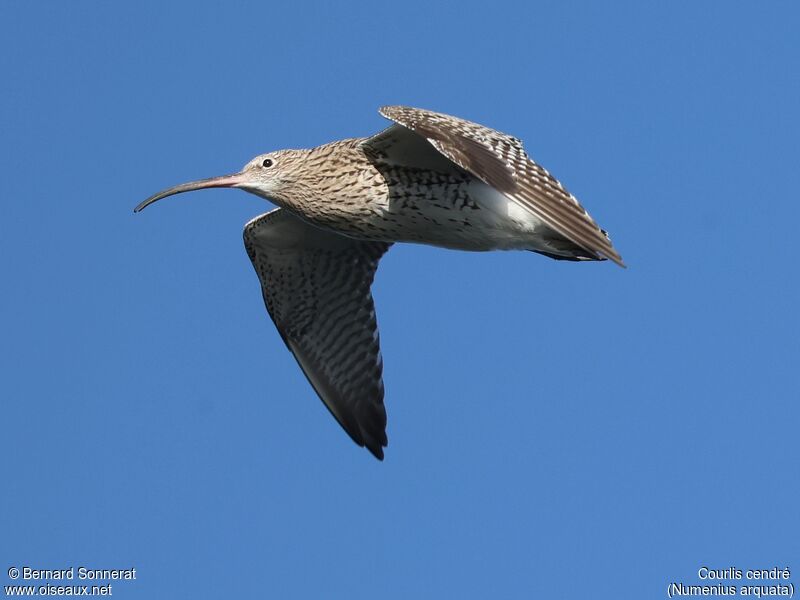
xmin=134 ymin=172 xmax=247 ymax=213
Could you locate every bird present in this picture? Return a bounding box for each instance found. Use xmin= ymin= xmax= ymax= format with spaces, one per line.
xmin=135 ymin=105 xmax=624 ymax=460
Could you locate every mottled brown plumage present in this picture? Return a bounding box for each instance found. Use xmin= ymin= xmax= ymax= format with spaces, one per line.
xmin=135 ymin=106 xmax=624 ymax=460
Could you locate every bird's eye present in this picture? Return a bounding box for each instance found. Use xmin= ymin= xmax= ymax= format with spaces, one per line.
xmin=262 ymin=158 xmax=274 ymax=168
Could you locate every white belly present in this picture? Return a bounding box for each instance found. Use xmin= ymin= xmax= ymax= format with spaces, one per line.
xmin=368 ymin=179 xmax=552 ymax=252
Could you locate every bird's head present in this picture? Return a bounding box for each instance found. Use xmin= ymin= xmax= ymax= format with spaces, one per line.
xmin=134 ymin=149 xmax=308 ymax=213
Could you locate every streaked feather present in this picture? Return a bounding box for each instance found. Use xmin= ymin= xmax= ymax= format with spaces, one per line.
xmin=378 ymin=105 xmax=625 ymax=266
xmin=243 ymin=208 xmax=391 ymax=459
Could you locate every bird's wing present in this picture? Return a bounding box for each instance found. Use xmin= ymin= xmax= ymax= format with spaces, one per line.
xmin=376 ymin=105 xmax=624 ymax=267
xmin=243 ymin=208 xmax=392 ymax=460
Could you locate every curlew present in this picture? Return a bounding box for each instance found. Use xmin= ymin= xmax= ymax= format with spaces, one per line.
xmin=135 ymin=106 xmax=624 ymax=460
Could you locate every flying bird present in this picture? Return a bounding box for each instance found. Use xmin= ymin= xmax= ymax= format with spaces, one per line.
xmin=135 ymin=106 xmax=624 ymax=460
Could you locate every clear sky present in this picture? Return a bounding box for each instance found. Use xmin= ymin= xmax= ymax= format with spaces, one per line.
xmin=2 ymin=1 xmax=798 ymax=598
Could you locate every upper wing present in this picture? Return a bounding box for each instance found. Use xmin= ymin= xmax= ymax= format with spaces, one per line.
xmin=377 ymin=105 xmax=624 ymax=267
xmin=243 ymin=208 xmax=392 ymax=460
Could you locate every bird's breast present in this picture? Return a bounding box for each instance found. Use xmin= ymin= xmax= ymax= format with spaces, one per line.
xmin=295 ymin=158 xmax=548 ymax=251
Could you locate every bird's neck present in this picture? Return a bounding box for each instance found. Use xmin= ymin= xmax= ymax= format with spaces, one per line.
xmin=275 ymin=140 xmax=378 ymax=217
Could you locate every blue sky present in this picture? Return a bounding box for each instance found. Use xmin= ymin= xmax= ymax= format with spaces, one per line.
xmin=2 ymin=1 xmax=798 ymax=598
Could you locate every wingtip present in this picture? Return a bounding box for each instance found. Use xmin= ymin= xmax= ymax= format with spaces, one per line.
xmin=363 ymin=433 xmax=387 ymax=461
xmin=608 ymin=254 xmax=627 ymax=269
xmin=598 ymin=244 xmax=626 ymax=268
